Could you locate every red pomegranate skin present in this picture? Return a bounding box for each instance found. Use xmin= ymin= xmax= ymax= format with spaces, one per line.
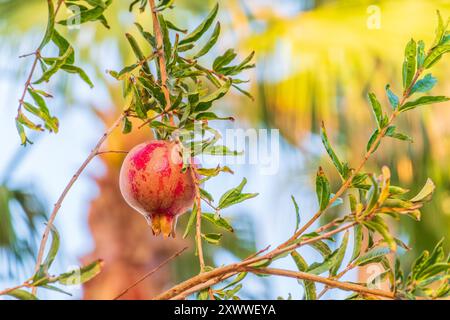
xmin=119 ymin=140 xmax=196 ymax=237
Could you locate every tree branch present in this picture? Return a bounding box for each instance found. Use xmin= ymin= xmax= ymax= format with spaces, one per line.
xmin=148 ymin=0 xmax=173 ymax=124
xmin=32 ymin=112 xmax=126 ymax=295
xmin=153 ymin=223 xmax=355 ymax=300
xmin=246 ymin=267 xmax=394 ymax=299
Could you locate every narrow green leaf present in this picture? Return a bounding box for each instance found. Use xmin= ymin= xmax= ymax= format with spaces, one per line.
xmin=202 ymin=212 xmax=234 ymax=233
xmin=196 ymin=79 xmax=232 ymax=111
xmin=291 ymin=195 xmax=300 ymax=232
xmin=4 ymin=289 xmax=38 ymax=300
xmin=351 ymin=224 xmax=363 ymax=261
xmin=291 ymin=251 xmax=316 ymax=300
xmin=423 ymin=44 xmax=450 ymax=69
xmin=410 ymin=178 xmax=435 ymax=202
xmin=218 ymin=178 xmax=258 ymax=209
xmin=417 ymin=40 xmax=426 ymax=68
xmin=355 ymin=246 xmax=391 ymax=266
xmin=61 ymin=65 xmax=94 ymax=88
xmin=213 ymin=49 xmax=237 ymax=71
xmin=179 ymin=3 xmax=219 ymax=45
xmin=201 ymin=233 xmax=222 ymax=245
xmin=193 ymin=22 xmax=221 ymax=59
xmin=330 ymin=231 xmax=349 ymax=276
xmin=38 ymin=0 xmax=55 ymax=50
xmin=125 ymin=33 xmax=151 ymax=74
xmin=182 ymin=205 xmax=197 ymax=239
xmin=57 ymin=260 xmax=103 ymax=285
xmin=411 ymin=74 xmax=437 ymax=94
xmin=320 ymin=122 xmax=346 ymax=178
xmin=368 ymin=92 xmax=383 ymax=128
xmin=121 ymin=117 xmax=132 ymax=134
xmin=315 ymin=167 xmax=330 ymax=211
xmin=399 ymin=96 xmax=450 ymax=112
xmin=34 ymin=46 xmax=74 ymax=84
xmin=385 ymin=85 xmax=399 ymax=110
xmin=402 ymin=39 xmax=417 ymax=90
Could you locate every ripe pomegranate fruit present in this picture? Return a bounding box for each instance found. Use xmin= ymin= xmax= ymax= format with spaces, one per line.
xmin=119 ymin=140 xmax=196 ymax=237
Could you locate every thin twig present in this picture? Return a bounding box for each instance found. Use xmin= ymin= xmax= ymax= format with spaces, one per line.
xmin=148 ymin=0 xmax=173 ymax=125
xmin=190 ymin=166 xmax=205 ymax=272
xmin=0 ymin=282 xmax=29 ymax=297
xmin=113 ymin=246 xmax=188 ymax=300
xmin=95 ymin=150 xmax=129 ymax=156
xmin=32 ymin=113 xmax=126 ymax=295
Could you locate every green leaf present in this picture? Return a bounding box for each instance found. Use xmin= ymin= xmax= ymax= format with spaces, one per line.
xmin=291 ymin=251 xmax=316 ymax=300
xmin=291 ymin=195 xmax=300 ymax=232
xmin=194 ymin=22 xmax=221 ymax=59
xmin=385 ymin=85 xmax=399 ymax=110
xmin=402 ymin=39 xmax=417 ymax=91
xmin=34 ymin=46 xmax=74 ymax=84
xmin=61 ymin=65 xmax=94 ymax=88
xmin=57 ymin=260 xmax=103 ymax=285
xmin=399 ymin=96 xmax=450 ymax=112
xmin=196 ymin=79 xmax=232 ymax=111
xmin=58 ymin=0 xmax=112 ymax=28
xmin=355 ymin=246 xmax=391 ymax=266
xmin=330 ymin=231 xmax=349 ymax=276
xmin=368 ymin=92 xmax=383 ymax=128
xmin=33 ymin=225 xmax=60 ymax=281
xmin=202 ymin=212 xmax=234 ymax=233
xmin=417 ymin=263 xmax=450 ymax=281
xmin=182 ymin=205 xmax=197 ymax=238
xmin=423 ymin=44 xmax=450 ymax=69
xmin=158 ymin=14 xmax=172 ymax=61
xmin=125 ymin=33 xmax=151 ymax=74
xmin=201 ymin=233 xmax=222 ymax=245
xmin=221 ymin=272 xmax=247 ymax=290
xmin=366 ymin=128 xmax=380 ymax=152
xmin=138 ymin=77 xmax=167 ymax=108
xmin=165 ymin=20 xmax=187 ymax=33
xmin=218 ymin=178 xmax=258 ymax=209
xmin=52 ymin=31 xmax=74 ymax=65
xmin=41 ymin=284 xmax=72 ymax=296
xmin=132 ymin=85 xmax=146 ymax=119
xmin=410 ymin=178 xmax=435 ymax=202
xmin=315 ymin=167 xmax=330 ymax=211
xmin=364 ymin=217 xmax=396 ymax=251
xmin=194 ymin=112 xmax=234 ymax=121
xmin=4 ymin=289 xmax=38 ymax=300
xmin=15 ymin=118 xmax=31 ymax=145
xmin=351 ymin=224 xmax=363 ymax=261
xmin=121 ymin=117 xmax=132 ymax=134
xmin=179 ymin=3 xmax=218 ymax=45
xmin=411 ymin=74 xmax=437 ymax=94
xmin=213 ymin=49 xmax=237 ymax=71
xmin=23 ymin=101 xmax=59 ymax=133
xmin=17 ymin=110 xmax=43 ymax=132
xmin=320 ymin=122 xmax=347 ymax=178
xmin=134 ymin=22 xmax=156 ymax=48
xmin=38 ymin=0 xmax=55 ymax=50
xmin=417 ymin=40 xmax=426 ymax=68
xmin=385 ymin=126 xmax=413 ymax=143
xmin=431 ymin=10 xmax=448 ymax=49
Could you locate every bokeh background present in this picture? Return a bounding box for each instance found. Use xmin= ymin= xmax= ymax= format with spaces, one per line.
xmin=0 ymin=0 xmax=449 ymax=299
